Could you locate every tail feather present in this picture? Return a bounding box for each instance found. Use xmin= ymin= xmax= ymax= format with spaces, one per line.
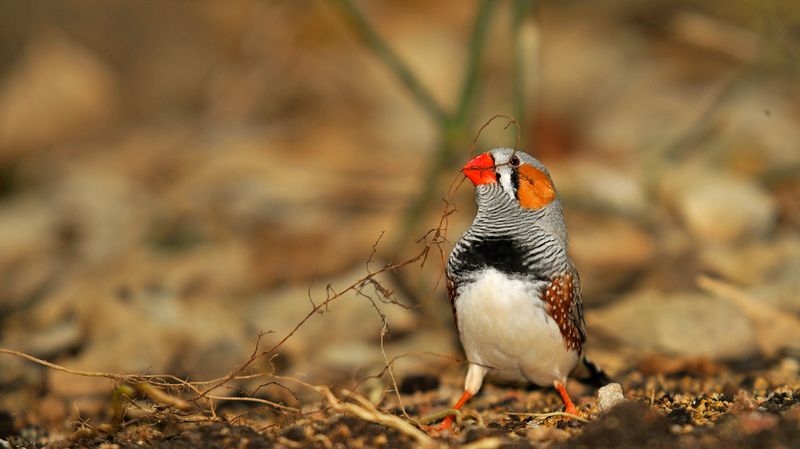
xmin=573 ymin=355 xmax=611 ymax=387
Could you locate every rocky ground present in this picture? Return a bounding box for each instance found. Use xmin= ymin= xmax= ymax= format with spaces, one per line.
xmin=0 ymin=1 xmax=799 ymax=448
xmin=4 ymin=354 xmax=799 ymax=448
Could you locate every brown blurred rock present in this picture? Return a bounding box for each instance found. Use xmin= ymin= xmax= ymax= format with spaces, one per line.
xmin=317 ymin=341 xmax=383 ymax=374
xmin=698 ymin=276 xmax=800 ymax=358
xmin=699 ymin=235 xmax=799 ymax=286
xmin=540 ymin=13 xmax=647 ymax=155
xmin=699 ymin=236 xmax=800 ymax=335
xmin=37 ymin=395 xmax=68 ymax=428
xmin=67 ymin=396 xmax=107 ymax=419
xmin=747 ymin=258 xmax=800 ymax=315
xmin=660 ymin=167 xmax=776 ymax=244
xmin=166 ymin=135 xmax=414 ymax=287
xmin=0 ymin=30 xmax=118 ymax=157
xmin=48 ymin=168 xmax=151 ymax=263
xmin=0 ymin=197 xmax=61 ymax=312
xmin=382 ymin=328 xmax=458 ymax=379
xmin=591 ymin=290 xmax=758 ymax=359
xmin=638 ymin=354 xmax=723 ymax=376
xmin=46 ymin=371 xmax=114 ymax=405
xmin=0 ymin=354 xmax=46 ymax=413
xmin=4 ymin=319 xmax=81 ymax=360
xmin=551 ymin=160 xmax=649 ymax=217
xmin=721 ymin=91 xmax=800 ymax=177
xmin=567 ymin=213 xmax=656 ymax=302
xmin=36 ymin=248 xmax=256 ymax=400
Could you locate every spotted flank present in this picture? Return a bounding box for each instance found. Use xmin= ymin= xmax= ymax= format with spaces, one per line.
xmin=542 ymin=273 xmax=583 ymax=352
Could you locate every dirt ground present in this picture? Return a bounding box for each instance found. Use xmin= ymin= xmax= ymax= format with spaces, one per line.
xmin=2 ymin=354 xmax=797 ymax=448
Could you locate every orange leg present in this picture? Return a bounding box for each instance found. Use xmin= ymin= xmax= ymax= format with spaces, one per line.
xmin=555 ymin=381 xmax=578 ymax=415
xmin=434 ymin=390 xmax=473 ymax=431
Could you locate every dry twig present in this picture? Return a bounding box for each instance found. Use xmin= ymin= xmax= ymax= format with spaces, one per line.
xmin=505 ymin=411 xmax=590 ymax=423
xmin=316 ymin=386 xmax=437 ymax=448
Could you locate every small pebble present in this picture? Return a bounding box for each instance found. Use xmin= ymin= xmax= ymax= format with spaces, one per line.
xmin=779 ymin=357 xmax=799 ymax=374
xmin=753 ymin=377 xmax=770 ymax=391
xmin=598 ymin=383 xmax=626 ymax=412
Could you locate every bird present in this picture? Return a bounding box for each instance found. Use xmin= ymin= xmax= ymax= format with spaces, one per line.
xmin=435 ymin=148 xmax=608 ymax=430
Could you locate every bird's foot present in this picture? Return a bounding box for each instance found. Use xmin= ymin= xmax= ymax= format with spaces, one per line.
xmin=564 ymin=403 xmax=579 ymax=417
xmin=426 ymin=415 xmax=456 ymax=433
xmin=555 ymin=381 xmax=579 ymax=417
xmin=419 ymin=408 xmax=459 ymax=433
xmin=423 ymin=390 xmax=473 ymax=434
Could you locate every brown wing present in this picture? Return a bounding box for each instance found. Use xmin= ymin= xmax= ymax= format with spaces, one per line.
xmin=446 ymin=273 xmax=459 ymax=332
xmin=570 ymin=269 xmax=588 ymax=347
xmin=541 ymin=271 xmax=585 ymax=352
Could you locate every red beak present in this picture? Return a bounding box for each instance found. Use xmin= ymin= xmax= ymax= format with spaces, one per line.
xmin=462 ymin=153 xmax=497 ymax=185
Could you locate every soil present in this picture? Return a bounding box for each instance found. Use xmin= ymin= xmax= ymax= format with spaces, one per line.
xmin=3 ymin=356 xmax=796 ymax=449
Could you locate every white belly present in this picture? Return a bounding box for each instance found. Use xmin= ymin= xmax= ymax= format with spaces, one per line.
xmin=456 ymin=268 xmax=579 ymax=387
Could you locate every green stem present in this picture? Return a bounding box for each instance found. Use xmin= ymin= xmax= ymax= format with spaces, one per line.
xmin=395 ymin=2 xmax=496 ymax=250
xmin=332 ymin=0 xmax=449 ymax=126
xmin=505 ymin=411 xmax=590 ymax=423
xmin=453 ymin=0 xmax=497 ymax=126
xmin=333 ymin=0 xmax=498 ymax=255
xmin=511 ymin=0 xmax=533 ymax=146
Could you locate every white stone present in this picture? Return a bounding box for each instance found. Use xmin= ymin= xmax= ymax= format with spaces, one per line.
xmin=598 ymin=383 xmax=625 ymax=412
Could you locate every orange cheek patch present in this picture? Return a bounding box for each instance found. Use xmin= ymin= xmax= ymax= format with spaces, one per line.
xmin=517 ymin=164 xmax=556 ymax=209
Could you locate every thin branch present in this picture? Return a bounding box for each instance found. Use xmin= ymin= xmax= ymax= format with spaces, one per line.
xmin=137 ymin=383 xmax=193 ymax=411
xmin=315 ymin=386 xmax=436 ymax=448
xmin=505 ymin=411 xmax=590 ymax=423
xmin=379 ymin=322 xmax=413 ymax=423
xmin=0 ymin=348 xmax=127 ymax=380
xmin=0 ymin=348 xmax=200 ymax=394
xmin=418 ymin=409 xmax=460 ymax=425
xmin=470 ymin=114 xmax=521 ymax=154
xmin=332 ymin=0 xmax=448 ymax=126
xmin=205 ymin=395 xmax=299 ymax=413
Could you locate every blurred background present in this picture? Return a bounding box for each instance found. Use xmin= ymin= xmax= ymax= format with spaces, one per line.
xmin=0 ymin=0 xmax=798 ymax=429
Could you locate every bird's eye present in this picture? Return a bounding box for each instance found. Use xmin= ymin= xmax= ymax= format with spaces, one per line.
xmin=509 ymin=154 xmax=520 ymax=167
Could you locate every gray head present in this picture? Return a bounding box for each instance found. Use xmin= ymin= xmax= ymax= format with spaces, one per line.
xmin=463 ymin=148 xmax=558 ymax=208
xmin=462 ymin=148 xmax=567 ymax=243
